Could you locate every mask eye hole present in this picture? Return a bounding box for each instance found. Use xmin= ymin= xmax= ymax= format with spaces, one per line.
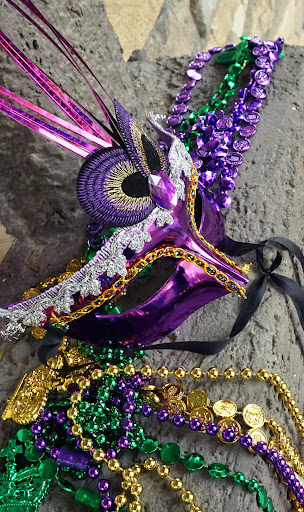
xmin=194 ymin=192 xmax=203 ymax=228
xmin=121 ymin=171 xmax=150 ymax=198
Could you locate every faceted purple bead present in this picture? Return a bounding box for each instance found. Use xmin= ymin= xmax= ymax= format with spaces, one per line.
xmin=196 ymin=51 xmax=211 ymax=61
xmin=173 ymin=103 xmax=188 ymax=114
xmin=186 ymin=69 xmax=202 ymax=81
xmin=233 ymin=139 xmax=251 ymax=152
xmin=222 ymin=428 xmax=236 ymax=442
xmin=189 ymin=418 xmax=202 ymax=431
xmin=157 ymin=409 xmax=169 ymax=422
xmin=35 ymin=438 xmax=46 ymax=450
xmin=41 ymin=409 xmax=52 ymax=422
xmin=214 ymin=109 xmax=224 ymax=119
xmin=191 ymin=154 xmax=203 ymax=170
xmin=196 ymin=116 xmax=206 ymax=130
xmin=124 ymin=388 xmax=135 ymax=399
xmin=206 ymin=113 xmax=217 ymax=126
xmin=149 ymin=171 xmax=178 ymax=210
xmin=88 ymin=466 xmax=100 ymax=479
xmin=209 ymin=46 xmax=222 ymax=54
xmin=206 ymin=423 xmax=218 ymax=436
xmin=56 ymin=411 xmax=66 ymax=424
xmin=269 ymin=50 xmax=279 ymax=62
xmin=50 ymin=447 xmax=59 ymax=459
xmin=31 ymin=423 xmax=42 ymax=434
xmin=247 ymin=99 xmax=263 ymax=111
xmin=98 ymin=479 xmax=110 ymax=492
xmin=223 ymin=131 xmax=233 ymax=146
xmin=173 ymin=414 xmax=185 ymax=427
xmin=141 ymin=404 xmax=153 ymax=416
xmin=123 ymin=401 xmax=136 ymax=413
xmin=254 ymin=69 xmax=270 ymax=86
xmin=205 ymin=139 xmax=219 ymax=151
xmin=176 ymin=91 xmax=191 ymax=103
xmin=252 ymin=44 xmax=268 ymax=56
xmin=240 ymin=124 xmax=256 ymax=138
xmin=220 ymin=176 xmax=235 ymax=190
xmin=255 ymin=56 xmax=271 ymax=69
xmin=199 ymin=171 xmax=217 ymax=187
xmin=251 ymin=85 xmax=267 ymax=99
xmin=101 ymin=496 xmax=114 ymax=510
xmin=226 ymin=152 xmax=243 ymax=167
xmin=118 ymin=436 xmax=129 ymax=448
xmin=183 ymin=80 xmax=196 ymax=90
xmin=216 ymin=191 xmax=231 ymax=208
xmin=189 ymin=59 xmax=205 ymax=69
xmin=243 ymin=110 xmax=260 ymax=124
xmin=123 ymin=418 xmax=134 ymax=430
xmin=167 ymin=114 xmax=182 ymax=127
xmin=66 ymin=425 xmax=73 ymax=437
xmin=239 ymin=434 xmax=253 ymax=448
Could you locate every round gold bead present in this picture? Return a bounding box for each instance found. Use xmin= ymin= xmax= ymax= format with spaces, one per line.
xmin=66 ymin=407 xmax=78 ymax=420
xmin=277 ymin=382 xmax=288 ymax=393
xmin=174 ymin=367 xmax=187 ymax=380
xmin=190 ymin=367 xmax=203 ymax=379
xmin=130 ymin=483 xmax=143 ymax=496
xmin=108 ymin=458 xmax=120 ymax=472
xmin=283 ymin=391 xmax=293 ymax=403
xmin=170 ymin=478 xmax=183 ymax=491
xmin=240 ymin=368 xmax=253 ymax=380
xmin=78 ymin=378 xmax=90 ymax=390
xmin=91 ymin=369 xmax=103 ymax=380
xmin=298 ymin=421 xmax=304 ymax=431
xmin=157 ymin=464 xmax=170 ymax=478
xmin=190 ymin=507 xmax=203 ymax=512
xmin=181 ymin=490 xmax=195 ymax=504
xmin=256 ymin=369 xmax=271 ymax=381
xmin=157 ymin=366 xmax=170 ymax=378
xmin=93 ymin=449 xmax=105 ymax=461
xmin=56 ymin=385 xmax=66 ymax=393
xmin=143 ymin=458 xmax=156 ymax=471
xmin=132 ymin=464 xmax=141 ymax=475
xmin=23 ymin=288 xmax=40 ymax=300
xmin=115 ymin=494 xmax=127 ymax=507
xmin=107 ymin=365 xmax=120 ymax=376
xmin=141 ymin=365 xmax=153 ymax=377
xmin=297 ymin=414 xmax=304 ymax=423
xmin=270 ymin=373 xmax=282 ymax=386
xmin=129 ymin=501 xmax=142 ymax=512
xmin=122 ymin=468 xmax=135 ymax=480
xmin=70 ymin=392 xmax=82 ymax=404
xmin=267 ymin=418 xmax=277 ymax=430
xmin=71 ymin=424 xmax=83 ymax=436
xmin=80 ymin=438 xmax=93 ymax=451
xmin=223 ymin=368 xmax=236 ymax=380
xmin=207 ymin=367 xmax=220 ymax=380
xmin=124 ymin=364 xmax=135 ymax=376
xmin=121 ymin=481 xmax=131 ymax=490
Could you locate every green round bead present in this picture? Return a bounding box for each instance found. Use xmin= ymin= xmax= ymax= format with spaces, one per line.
xmin=257 ymin=486 xmax=268 ymax=508
xmin=228 ymin=63 xmax=243 ymax=75
xmin=247 ymin=479 xmax=260 ymax=492
xmin=138 ymin=438 xmax=158 ymax=454
xmin=233 ymin=472 xmax=246 ymax=485
xmin=183 ymin=453 xmax=205 ymax=471
xmin=207 ymin=463 xmax=230 ymax=479
xmin=38 ymin=458 xmax=58 ymax=479
xmin=160 ymin=442 xmax=181 ymax=465
xmin=266 ymin=497 xmax=274 ymax=512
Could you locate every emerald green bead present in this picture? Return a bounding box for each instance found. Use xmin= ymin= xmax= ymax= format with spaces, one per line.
xmin=225 ymin=89 xmax=235 ymax=98
xmin=257 ymin=486 xmax=268 ymax=508
xmin=266 ymin=497 xmax=274 ymax=512
xmin=233 ymin=472 xmax=246 ymax=485
xmin=215 ymin=48 xmax=237 ymax=64
xmin=38 ymin=458 xmax=58 ymax=479
xmin=160 ymin=442 xmax=181 ymax=464
xmin=75 ymin=488 xmax=101 ymax=510
xmin=198 ymin=105 xmax=209 ymax=115
xmin=224 ymin=74 xmax=236 ymax=89
xmin=138 ymin=438 xmax=158 ymax=453
xmin=240 ymin=35 xmax=252 ymax=41
xmin=183 ymin=453 xmax=205 ymax=471
xmin=188 ymin=112 xmax=198 ymax=124
xmin=236 ymin=40 xmax=249 ymax=50
xmin=228 ymin=63 xmax=243 ymax=75
xmin=16 ymin=428 xmax=33 ymax=443
xmin=85 ymin=249 xmax=96 ymax=262
xmin=179 ymin=120 xmax=189 ymax=132
xmin=247 ymin=479 xmax=260 ymax=492
xmin=24 ymin=445 xmax=44 ymax=462
xmin=279 ymin=50 xmax=285 ymax=59
xmin=207 ymin=463 xmax=230 ymax=479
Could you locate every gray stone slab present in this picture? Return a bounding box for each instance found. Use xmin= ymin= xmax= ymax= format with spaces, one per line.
xmin=0 ymin=2 xmax=303 ymax=511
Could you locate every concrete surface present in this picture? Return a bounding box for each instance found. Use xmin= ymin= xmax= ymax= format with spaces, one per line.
xmin=0 ymin=1 xmax=303 ymax=511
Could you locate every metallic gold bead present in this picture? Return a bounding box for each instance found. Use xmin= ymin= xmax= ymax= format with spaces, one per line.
xmin=270 ymin=373 xmax=282 ymax=386
xmin=91 ymin=369 xmax=103 ymax=380
xmin=122 ymin=468 xmax=135 ymax=480
xmin=80 ymin=438 xmax=93 ymax=451
xmin=129 ymin=501 xmax=142 ymax=512
xmin=190 ymin=367 xmax=203 ymax=379
xmin=23 ymin=287 xmax=40 ymax=300
xmin=277 ymin=382 xmax=288 ymax=393
xmin=121 ymin=481 xmax=131 ymax=490
xmin=297 ymin=414 xmax=304 ymax=423
xmin=124 ymin=364 xmax=135 ymax=376
xmin=223 ymin=368 xmax=236 ymax=380
xmin=78 ymin=378 xmax=90 ymax=389
xmin=107 ymin=365 xmax=120 ymax=376
xmin=115 ymin=494 xmax=127 ymax=507
xmin=132 ymin=464 xmax=141 ymax=475
xmin=207 ymin=367 xmax=220 ymax=380
xmin=267 ymin=418 xmax=277 ymax=430
xmin=70 ymin=392 xmax=82 ymax=404
xmin=130 ymin=483 xmax=143 ymax=496
xmin=174 ymin=367 xmax=187 ymax=380
xmin=108 ymin=458 xmax=120 ymax=472
xmin=292 ymin=407 xmax=300 ymax=417
xmin=71 ymin=424 xmax=82 ymax=436
xmin=141 ymin=365 xmax=153 ymax=377
xmin=143 ymin=458 xmax=156 ymax=471
xmin=283 ymin=391 xmax=293 ymax=403
xmin=31 ymin=326 xmax=46 ymax=340
xmin=181 ymin=490 xmax=195 ymax=503
xmin=56 ymin=385 xmax=66 ymax=393
xmin=190 ymin=507 xmax=202 ymax=512
xmin=276 ymin=425 xmax=286 ymax=435
xmin=67 ymin=407 xmax=78 ymax=420
xmin=298 ymin=421 xmax=304 ymax=431
xmin=157 ymin=464 xmax=170 ymax=478
xmin=240 ymin=368 xmax=253 ymax=380
xmin=93 ymin=449 xmax=105 ymax=461
xmin=157 ymin=366 xmax=170 ymax=378
xmin=170 ymin=478 xmax=183 ymax=491
xmin=256 ymin=369 xmax=271 ymax=381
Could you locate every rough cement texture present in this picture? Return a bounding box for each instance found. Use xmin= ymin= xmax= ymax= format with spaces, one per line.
xmin=0 ymin=1 xmax=303 ymax=511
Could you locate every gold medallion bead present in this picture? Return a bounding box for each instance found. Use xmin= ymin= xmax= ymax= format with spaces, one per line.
xmin=31 ymin=326 xmax=47 ymax=340
xmin=106 ymin=365 xmax=120 ymax=376
xmin=129 ymin=501 xmax=142 ymax=512
xmin=181 ymin=490 xmax=195 ymax=504
xmin=124 ymin=364 xmax=136 ymax=376
xmin=157 ymin=366 xmax=170 ymax=379
xmin=66 ymin=407 xmax=78 ymax=420
xmin=80 ymin=438 xmax=93 ymax=451
xmin=140 ymin=365 xmax=153 ymax=378
xmin=174 ymin=367 xmax=187 ymax=380
xmin=157 ymin=464 xmax=170 ymax=478
xmin=240 ymin=368 xmax=254 ymax=380
xmin=130 ymin=483 xmax=143 ymax=496
xmin=256 ymin=369 xmax=271 ymax=381
xmin=71 ymin=424 xmax=83 ymax=436
xmin=270 ymin=373 xmax=282 ymax=386
xmin=93 ymin=449 xmax=105 ymax=462
xmin=107 ymin=458 xmax=121 ymax=472
xmin=190 ymin=367 xmax=204 ymax=379
xmin=170 ymin=478 xmax=183 ymax=491
xmin=115 ymin=494 xmax=127 ymax=507
xmin=223 ymin=368 xmax=236 ymax=380
xmin=91 ymin=369 xmax=103 ymax=380
xmin=207 ymin=367 xmax=220 ymax=380
xmin=143 ymin=458 xmax=157 ymax=471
